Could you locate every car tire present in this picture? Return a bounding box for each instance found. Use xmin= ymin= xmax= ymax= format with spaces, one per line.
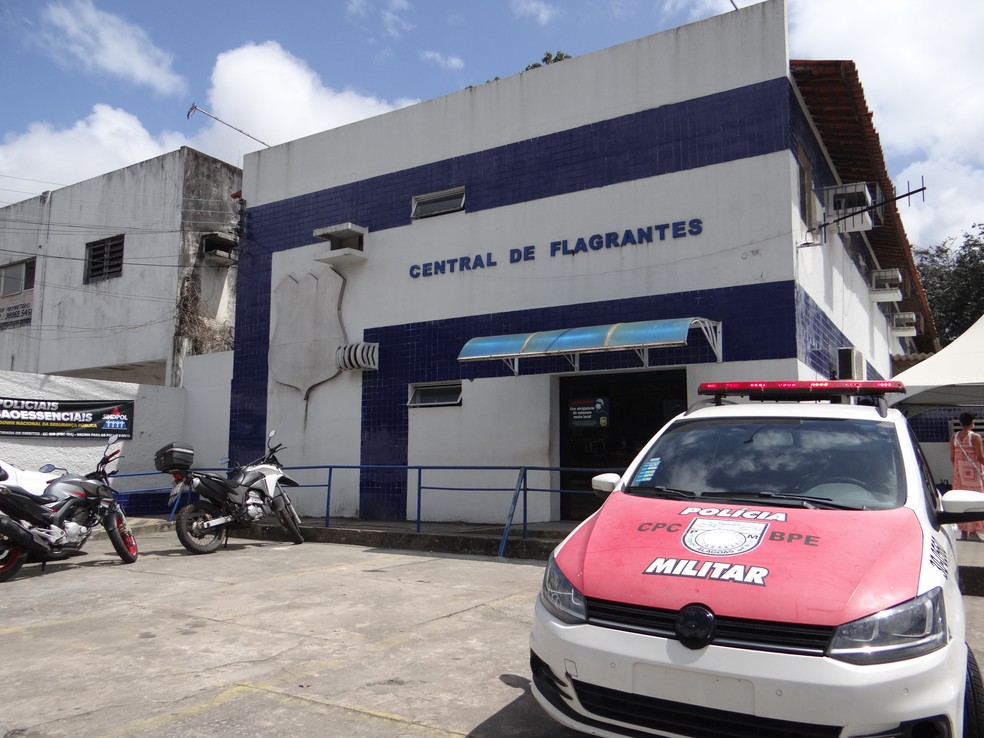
xmin=966 ymin=645 xmax=984 ymax=737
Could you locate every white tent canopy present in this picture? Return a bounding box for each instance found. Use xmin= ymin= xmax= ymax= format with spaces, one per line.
xmin=893 ymin=313 xmax=984 ymax=408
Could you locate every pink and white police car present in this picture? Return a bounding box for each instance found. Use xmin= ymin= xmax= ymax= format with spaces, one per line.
xmin=531 ymin=380 xmax=984 ymax=738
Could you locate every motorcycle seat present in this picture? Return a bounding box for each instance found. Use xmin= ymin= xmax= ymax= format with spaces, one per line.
xmin=3 ymin=482 xmax=43 ymax=497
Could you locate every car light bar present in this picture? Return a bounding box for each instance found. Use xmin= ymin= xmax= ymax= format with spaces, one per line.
xmin=698 ymin=380 xmax=906 ymax=398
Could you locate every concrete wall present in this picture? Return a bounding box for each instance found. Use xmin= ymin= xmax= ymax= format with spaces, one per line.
xmin=180 ymin=351 xmax=233 ymax=469
xmin=0 ymin=352 xmax=233 ymax=511
xmin=0 ymin=371 xmax=184 ymax=493
xmin=0 ymin=148 xmax=240 ymax=387
xmin=406 ymin=374 xmax=554 ymax=523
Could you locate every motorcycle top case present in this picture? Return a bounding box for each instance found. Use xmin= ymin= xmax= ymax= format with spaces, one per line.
xmin=154 ymin=443 xmax=194 ymax=472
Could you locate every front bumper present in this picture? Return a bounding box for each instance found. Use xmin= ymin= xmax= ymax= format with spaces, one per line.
xmin=529 ymin=597 xmax=960 ymax=737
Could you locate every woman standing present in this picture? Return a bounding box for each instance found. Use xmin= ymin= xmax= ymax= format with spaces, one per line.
xmin=951 ymin=412 xmax=984 ymax=540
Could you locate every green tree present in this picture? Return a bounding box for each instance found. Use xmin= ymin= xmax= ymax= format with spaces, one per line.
xmin=914 ymin=223 xmax=984 ymax=346
xmin=525 ymin=51 xmax=573 ymax=71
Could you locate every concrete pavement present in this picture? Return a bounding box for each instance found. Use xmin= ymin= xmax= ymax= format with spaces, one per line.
xmin=1 ymin=529 xmax=578 ymax=738
xmin=3 ymin=521 xmax=984 ymax=737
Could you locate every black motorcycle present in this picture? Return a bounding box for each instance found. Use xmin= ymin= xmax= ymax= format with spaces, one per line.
xmin=158 ymin=429 xmax=304 ymax=554
xmin=0 ymin=435 xmax=138 ymax=582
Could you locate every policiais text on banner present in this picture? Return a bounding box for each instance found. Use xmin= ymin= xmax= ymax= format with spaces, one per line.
xmin=0 ymin=398 xmax=134 ymax=438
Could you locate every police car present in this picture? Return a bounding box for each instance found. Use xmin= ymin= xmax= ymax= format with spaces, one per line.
xmin=530 ymin=380 xmax=984 ymax=737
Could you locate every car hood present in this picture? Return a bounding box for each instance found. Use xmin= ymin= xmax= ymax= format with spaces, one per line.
xmin=554 ymin=491 xmax=925 ymax=626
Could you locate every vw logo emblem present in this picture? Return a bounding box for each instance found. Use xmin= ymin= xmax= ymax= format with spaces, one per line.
xmin=675 ymin=604 xmax=715 ymax=650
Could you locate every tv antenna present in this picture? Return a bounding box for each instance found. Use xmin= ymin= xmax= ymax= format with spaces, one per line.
xmin=186 ymin=103 xmax=270 ymax=148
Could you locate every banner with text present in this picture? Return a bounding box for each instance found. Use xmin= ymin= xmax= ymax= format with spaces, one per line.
xmin=0 ymin=398 xmax=134 ymax=438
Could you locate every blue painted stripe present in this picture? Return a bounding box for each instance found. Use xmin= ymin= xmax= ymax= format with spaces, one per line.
xmin=243 ymin=77 xmax=792 ymax=249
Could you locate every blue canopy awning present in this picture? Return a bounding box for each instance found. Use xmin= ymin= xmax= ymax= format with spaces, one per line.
xmin=458 ymin=317 xmax=722 ymax=374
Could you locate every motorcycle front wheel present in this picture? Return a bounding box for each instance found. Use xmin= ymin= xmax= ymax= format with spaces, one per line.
xmin=272 ymin=489 xmax=304 ymax=544
xmin=175 ymin=503 xmax=225 ymax=554
xmin=106 ymin=508 xmax=138 ymax=564
xmin=0 ymin=541 xmax=27 ymax=582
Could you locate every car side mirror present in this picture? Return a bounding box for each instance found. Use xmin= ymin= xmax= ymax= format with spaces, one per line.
xmin=592 ymin=472 xmax=621 ymax=499
xmin=940 ymin=489 xmax=984 ymax=524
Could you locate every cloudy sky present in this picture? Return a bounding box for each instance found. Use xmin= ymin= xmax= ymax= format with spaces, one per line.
xmin=0 ymin=0 xmax=980 ymax=249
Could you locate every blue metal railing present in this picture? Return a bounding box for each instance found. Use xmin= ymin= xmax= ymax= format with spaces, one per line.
xmin=116 ymin=463 xmax=622 ymax=557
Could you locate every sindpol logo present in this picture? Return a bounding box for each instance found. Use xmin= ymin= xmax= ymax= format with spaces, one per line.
xmin=100 ymin=407 xmax=129 ymax=431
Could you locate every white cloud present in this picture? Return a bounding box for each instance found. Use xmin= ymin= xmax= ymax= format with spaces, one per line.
xmin=196 ymin=42 xmax=413 ymax=165
xmin=786 ymin=0 xmax=984 ymax=247
xmin=420 ymin=50 xmax=465 ymax=71
xmin=511 ymin=0 xmax=562 ymax=26
xmin=382 ymin=0 xmax=414 ymax=37
xmin=659 ymin=0 xmax=722 ymax=23
xmin=0 ymin=105 xmax=184 ymax=188
xmin=0 ymin=41 xmax=417 ymax=191
xmin=788 ymin=1 xmax=983 ymax=163
xmin=894 ymin=158 xmax=984 ymax=249
xmin=346 ymin=0 xmax=372 ymax=19
xmin=39 ymin=0 xmax=186 ymax=96
xmin=344 ymin=0 xmax=413 ymax=39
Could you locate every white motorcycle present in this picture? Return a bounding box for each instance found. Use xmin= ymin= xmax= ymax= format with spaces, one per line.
xmin=0 ymin=435 xmax=138 ymax=581
xmin=156 ymin=430 xmax=303 ymax=554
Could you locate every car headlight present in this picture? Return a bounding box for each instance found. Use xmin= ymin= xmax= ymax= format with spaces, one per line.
xmin=828 ymin=587 xmax=947 ymax=665
xmin=540 ymin=554 xmax=587 ymax=624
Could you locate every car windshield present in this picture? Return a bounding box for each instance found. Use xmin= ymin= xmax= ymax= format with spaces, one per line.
xmin=627 ymin=416 xmax=905 ymax=510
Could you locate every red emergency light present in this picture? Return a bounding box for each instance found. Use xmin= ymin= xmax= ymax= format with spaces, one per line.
xmin=698 ymin=380 xmax=906 ymax=398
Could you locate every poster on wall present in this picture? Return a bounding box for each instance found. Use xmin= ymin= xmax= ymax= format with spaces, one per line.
xmin=569 ymin=398 xmax=610 ymax=428
xmin=0 ymin=398 xmax=134 ymax=438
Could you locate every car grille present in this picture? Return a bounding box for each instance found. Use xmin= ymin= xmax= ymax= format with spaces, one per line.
xmin=586 ymin=598 xmax=835 ymax=655
xmin=573 ymin=680 xmax=842 ymax=738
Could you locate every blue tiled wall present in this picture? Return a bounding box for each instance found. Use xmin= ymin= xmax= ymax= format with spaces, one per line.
xmin=906 ymin=406 xmax=984 ymax=445
xmin=358 ymin=281 xmax=801 ymax=518
xmin=242 ymin=78 xmax=792 ymax=242
xmin=796 ymin=286 xmax=851 ymax=378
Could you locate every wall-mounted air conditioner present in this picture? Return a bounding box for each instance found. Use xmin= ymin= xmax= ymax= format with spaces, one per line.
xmin=892 ymin=312 xmax=918 ymax=336
xmin=869 ymin=268 xmax=903 ymax=303
xmin=870 ymin=268 xmax=902 ymax=289
xmin=312 ymin=223 xmax=368 ymax=267
xmin=836 ymin=347 xmax=865 ymax=380
xmin=199 ymin=233 xmax=238 ymax=266
xmin=313 ymin=223 xmax=367 ymax=252
xmin=824 ymin=183 xmax=874 ymax=234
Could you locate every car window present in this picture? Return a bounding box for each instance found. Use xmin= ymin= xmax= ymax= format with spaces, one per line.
xmin=907 ymin=425 xmax=944 ymax=516
xmin=629 ymin=416 xmax=905 ymax=510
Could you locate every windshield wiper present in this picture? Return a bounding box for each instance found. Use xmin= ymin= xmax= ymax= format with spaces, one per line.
xmin=624 ymin=484 xmax=698 ymax=499
xmin=697 ymin=490 xmax=860 ymax=510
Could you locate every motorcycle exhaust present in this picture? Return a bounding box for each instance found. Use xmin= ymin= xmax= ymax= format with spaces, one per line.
xmin=198 ymin=515 xmax=235 ymax=530
xmin=0 ymin=516 xmax=52 ymax=553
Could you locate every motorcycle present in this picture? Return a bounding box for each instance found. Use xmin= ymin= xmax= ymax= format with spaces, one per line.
xmin=0 ymin=435 xmax=139 ymax=583
xmin=158 ymin=429 xmax=304 ymax=554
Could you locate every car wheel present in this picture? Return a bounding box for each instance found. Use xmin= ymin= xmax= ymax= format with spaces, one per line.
xmin=966 ymin=645 xmax=984 ymax=737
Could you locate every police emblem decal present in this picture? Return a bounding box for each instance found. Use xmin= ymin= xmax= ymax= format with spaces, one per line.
xmin=683 ymin=518 xmax=768 ymax=556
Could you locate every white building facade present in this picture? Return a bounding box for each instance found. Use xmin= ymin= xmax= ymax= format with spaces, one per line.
xmin=0 ymin=147 xmax=241 ymax=387
xmin=232 ymin=0 xmax=934 ymax=524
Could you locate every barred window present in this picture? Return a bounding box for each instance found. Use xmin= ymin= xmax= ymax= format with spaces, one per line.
xmin=85 ymin=235 xmax=124 ymax=284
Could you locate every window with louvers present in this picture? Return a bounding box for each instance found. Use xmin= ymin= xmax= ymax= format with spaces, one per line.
xmin=85 ymin=235 xmax=124 ymax=284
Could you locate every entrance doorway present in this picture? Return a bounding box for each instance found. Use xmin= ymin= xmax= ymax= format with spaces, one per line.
xmin=559 ymin=369 xmax=686 ymax=520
